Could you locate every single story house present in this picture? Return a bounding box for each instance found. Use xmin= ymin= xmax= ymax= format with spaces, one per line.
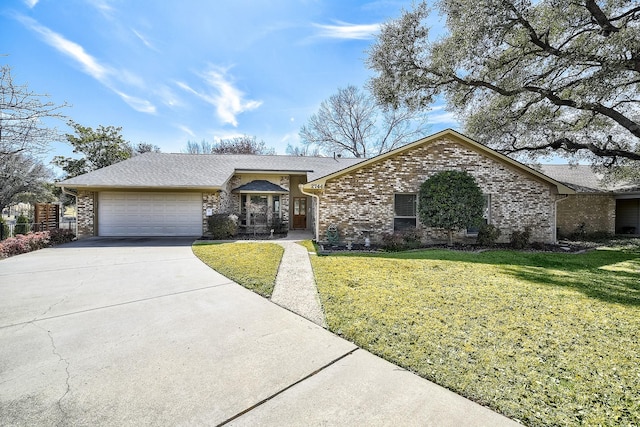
xmin=538 ymin=165 xmax=640 ymax=237
xmin=58 ymin=129 xmax=582 ymax=244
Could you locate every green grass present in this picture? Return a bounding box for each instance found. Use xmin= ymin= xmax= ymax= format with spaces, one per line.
xmin=297 ymin=239 xmax=318 ymax=253
xmin=193 ymin=243 xmax=284 ymax=297
xmin=309 ymin=245 xmax=640 ymax=426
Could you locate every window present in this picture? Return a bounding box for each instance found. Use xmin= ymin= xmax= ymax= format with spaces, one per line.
xmin=273 ymin=195 xmax=280 ymax=219
xmin=394 ymin=194 xmax=417 ymax=230
xmin=467 ymin=194 xmax=491 ymax=234
xmin=240 ymin=194 xmax=281 ymax=226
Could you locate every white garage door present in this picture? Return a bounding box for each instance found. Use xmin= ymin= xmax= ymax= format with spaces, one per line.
xmin=98 ymin=192 xmax=203 ymax=236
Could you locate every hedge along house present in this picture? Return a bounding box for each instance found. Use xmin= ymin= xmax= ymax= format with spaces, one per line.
xmin=538 ymin=165 xmax=640 ymax=237
xmin=57 ymin=154 xmax=360 ymax=238
xmin=300 ymin=130 xmax=575 ymax=245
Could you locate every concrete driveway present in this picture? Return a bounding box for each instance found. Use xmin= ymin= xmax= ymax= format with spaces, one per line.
xmin=0 ymin=237 xmax=517 ymax=426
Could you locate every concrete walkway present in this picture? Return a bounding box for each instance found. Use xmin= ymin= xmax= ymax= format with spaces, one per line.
xmin=270 ymin=240 xmax=326 ymax=327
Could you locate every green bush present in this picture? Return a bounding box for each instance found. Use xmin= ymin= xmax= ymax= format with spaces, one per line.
xmin=476 ymin=223 xmax=501 ymax=246
xmin=510 ymin=227 xmax=531 ymax=249
xmin=418 ymin=170 xmax=485 ymax=245
xmin=0 ymin=217 xmax=9 ymax=240
xmin=206 ymin=213 xmax=238 ymax=239
xmin=14 ymin=215 xmax=31 ymax=235
xmin=381 ymin=232 xmax=405 ymax=251
xmin=269 ymin=215 xmax=288 ymax=234
xmin=381 ymin=228 xmax=423 ymax=251
xmin=49 ymin=228 xmax=76 ymax=245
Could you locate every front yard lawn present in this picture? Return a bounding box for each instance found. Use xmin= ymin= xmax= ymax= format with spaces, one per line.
xmin=193 ymin=242 xmax=283 ymax=297
xmin=310 ymin=246 xmax=640 ymax=426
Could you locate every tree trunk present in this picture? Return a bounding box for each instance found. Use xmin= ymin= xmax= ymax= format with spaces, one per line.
xmin=447 ymin=229 xmax=453 ymax=246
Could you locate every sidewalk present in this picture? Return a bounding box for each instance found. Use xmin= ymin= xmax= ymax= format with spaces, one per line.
xmin=270 ymin=240 xmax=326 ymax=327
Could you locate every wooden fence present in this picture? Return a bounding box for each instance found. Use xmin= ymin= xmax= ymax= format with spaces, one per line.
xmin=34 ymin=203 xmax=60 ymax=231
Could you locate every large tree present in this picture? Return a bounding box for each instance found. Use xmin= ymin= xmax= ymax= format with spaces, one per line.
xmin=368 ymin=1 xmax=640 ymax=174
xmin=299 ymin=85 xmax=429 ymax=158
xmin=53 ymin=121 xmax=134 ymax=179
xmin=0 ymin=153 xmax=53 ymax=212
xmin=0 ymin=63 xmax=67 ymax=161
xmin=184 ymin=135 xmax=275 ymax=155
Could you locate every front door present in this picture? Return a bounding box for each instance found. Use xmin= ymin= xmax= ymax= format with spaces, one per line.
xmin=293 ymin=197 xmax=307 ymax=229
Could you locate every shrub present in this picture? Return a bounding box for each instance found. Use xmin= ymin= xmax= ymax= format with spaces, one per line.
xmin=419 ymin=170 xmax=485 ymax=245
xmin=381 ymin=228 xmax=423 ymax=251
xmin=381 ymin=232 xmax=406 ymax=251
xmin=401 ymin=227 xmax=422 ymax=249
xmin=326 ymin=224 xmax=340 ymax=245
xmin=510 ymin=227 xmax=531 ymax=249
xmin=269 ymin=215 xmax=288 ymax=234
xmin=207 ymin=213 xmax=238 ymax=239
xmin=0 ymin=217 xmax=9 ymax=240
xmin=0 ymin=231 xmax=50 ymax=258
xmin=14 ymin=215 xmax=31 ymax=235
xmin=49 ymin=228 xmax=76 ymax=245
xmin=476 ymin=224 xmax=501 ymax=246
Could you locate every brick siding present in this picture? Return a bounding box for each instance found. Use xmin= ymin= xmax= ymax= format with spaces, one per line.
xmin=556 ymin=193 xmax=616 ymax=236
xmin=317 ymin=138 xmax=561 ymax=245
xmin=76 ymin=190 xmax=96 ymax=239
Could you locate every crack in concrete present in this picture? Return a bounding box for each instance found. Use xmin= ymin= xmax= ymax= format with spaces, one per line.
xmin=33 ymin=324 xmax=71 ymax=425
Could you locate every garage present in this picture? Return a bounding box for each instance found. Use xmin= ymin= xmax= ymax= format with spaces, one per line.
xmin=98 ymin=192 xmax=203 ymax=236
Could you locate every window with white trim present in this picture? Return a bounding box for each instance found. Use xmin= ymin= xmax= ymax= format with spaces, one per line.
xmin=394 ymin=193 xmax=417 ymax=231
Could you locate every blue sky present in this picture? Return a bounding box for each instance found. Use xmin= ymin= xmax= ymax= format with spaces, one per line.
xmin=2 ymin=0 xmax=458 ymax=161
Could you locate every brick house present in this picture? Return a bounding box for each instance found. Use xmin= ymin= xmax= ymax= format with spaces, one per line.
xmin=538 ymin=165 xmax=640 ymax=237
xmin=59 ymin=129 xmax=578 ymax=243
xmin=300 ymin=130 xmax=574 ymax=244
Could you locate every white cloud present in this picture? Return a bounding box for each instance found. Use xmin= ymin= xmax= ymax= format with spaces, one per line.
xmin=23 ymin=0 xmax=39 ymax=8
xmin=157 ymin=85 xmax=183 ymax=108
xmin=114 ymin=90 xmax=157 ymax=114
xmin=132 ymin=28 xmax=160 ymax=52
xmin=428 ymin=106 xmax=460 ymax=126
xmin=177 ymin=66 xmax=262 ymax=127
xmin=86 ymin=0 xmax=116 ymax=18
xmin=16 ymin=14 xmax=158 ymax=115
xmin=313 ymin=21 xmax=380 ymax=40
xmin=176 ymin=124 xmax=196 ymax=137
xmin=18 ymin=15 xmax=111 ymax=82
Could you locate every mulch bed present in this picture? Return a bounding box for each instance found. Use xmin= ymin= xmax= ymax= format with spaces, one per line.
xmin=319 ymin=241 xmax=592 ymax=254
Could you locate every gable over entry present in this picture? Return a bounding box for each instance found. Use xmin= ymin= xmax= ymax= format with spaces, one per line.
xmin=232 ymin=180 xmax=289 ymax=229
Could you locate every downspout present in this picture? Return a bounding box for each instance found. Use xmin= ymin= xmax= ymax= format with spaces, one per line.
xmin=554 ymin=194 xmax=569 ymax=243
xmin=299 ymin=184 xmax=320 ymax=242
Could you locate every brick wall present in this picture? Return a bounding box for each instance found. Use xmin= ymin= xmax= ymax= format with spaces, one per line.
xmin=76 ymin=190 xmax=96 ymax=239
xmin=556 ymin=193 xmax=615 ymax=236
xmin=317 ymin=138 xmax=560 ymax=244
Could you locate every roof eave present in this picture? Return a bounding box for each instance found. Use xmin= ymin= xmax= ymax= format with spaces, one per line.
xmin=54 ymin=183 xmax=224 ymax=191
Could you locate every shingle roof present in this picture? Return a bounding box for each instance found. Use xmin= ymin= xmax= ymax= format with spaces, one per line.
xmin=232 ymin=180 xmax=288 ymax=193
xmin=536 ymin=165 xmax=608 ymax=192
xmin=57 ymin=153 xmax=364 ymax=189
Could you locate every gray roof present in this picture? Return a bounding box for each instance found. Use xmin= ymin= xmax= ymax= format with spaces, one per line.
xmin=57 ymin=152 xmax=364 ymax=189
xmin=537 ymin=164 xmax=640 ymax=193
xmin=536 ymin=165 xmax=608 ymax=192
xmin=232 ymin=180 xmax=288 ymax=193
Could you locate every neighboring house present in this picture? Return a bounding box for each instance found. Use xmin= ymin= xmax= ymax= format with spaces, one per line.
xmin=58 ymin=129 xmax=577 ymax=244
xmin=538 ymin=165 xmax=640 ymax=236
